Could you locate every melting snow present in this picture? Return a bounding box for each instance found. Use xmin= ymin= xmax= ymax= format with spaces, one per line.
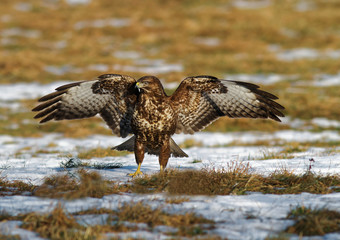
xmin=311 ymin=118 xmax=340 ymax=128
xmin=271 ymin=47 xmax=340 ymax=61
xmin=0 ymin=130 xmax=340 ymax=239
xmin=13 ymin=3 xmax=33 ymax=12
xmin=74 ymin=18 xmax=131 ymax=30
xmin=193 ymin=37 xmax=221 ymax=46
xmin=113 ymin=59 xmax=183 ymax=74
xmin=295 ymin=1 xmax=316 ymax=12
xmin=1 ymin=131 xmax=340 ymax=184
xmin=223 ymin=73 xmax=298 ymax=85
xmin=113 ymin=51 xmax=142 ymax=59
xmin=231 ymin=0 xmax=272 ymax=9
xmin=313 ymin=71 xmax=340 ymax=87
xmin=0 ymin=28 xmax=41 ymax=38
xmin=0 ymin=82 xmax=70 ymax=101
xmin=65 ymin=0 xmax=91 ymax=5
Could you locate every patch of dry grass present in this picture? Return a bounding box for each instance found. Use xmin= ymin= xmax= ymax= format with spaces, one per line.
xmin=285 ymin=206 xmax=340 ymax=236
xmin=0 ymin=175 xmax=35 ymax=196
xmin=1 ymin=0 xmax=340 ymax=138
xmin=265 ymin=234 xmax=289 ymax=240
xmin=1 ymin=165 xmax=339 ymax=198
xmin=33 ymin=169 xmax=128 ymax=199
xmin=116 ymin=201 xmax=213 ymax=230
xmin=165 ymin=197 xmax=191 ymax=204
xmin=18 ymin=202 xmax=215 ymax=239
xmin=0 ymin=233 xmax=21 ymax=240
xmin=179 ymin=138 xmax=203 ymax=149
xmin=131 ymin=163 xmax=340 ymax=195
xmin=21 ymin=204 xmax=99 ymax=240
xmin=1 ymin=0 xmax=336 ymax=82
xmin=131 ymin=162 xmax=251 ymax=195
xmin=77 ymin=147 xmax=129 ymax=159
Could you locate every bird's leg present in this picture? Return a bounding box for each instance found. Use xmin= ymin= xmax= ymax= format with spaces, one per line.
xmin=129 ymin=139 xmax=144 ymax=177
xmin=129 ymin=162 xmax=143 ymax=177
xmin=159 ymin=139 xmax=171 ymax=172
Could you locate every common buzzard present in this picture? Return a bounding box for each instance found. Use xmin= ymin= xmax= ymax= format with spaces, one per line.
xmin=32 ymin=74 xmax=284 ymax=176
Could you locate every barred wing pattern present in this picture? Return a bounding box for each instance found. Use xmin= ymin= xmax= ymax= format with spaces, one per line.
xmin=32 ymin=74 xmax=138 ymax=137
xmin=170 ymin=75 xmax=284 ymax=134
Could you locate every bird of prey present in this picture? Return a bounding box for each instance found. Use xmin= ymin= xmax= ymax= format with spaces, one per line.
xmin=32 ymin=74 xmax=284 ymax=177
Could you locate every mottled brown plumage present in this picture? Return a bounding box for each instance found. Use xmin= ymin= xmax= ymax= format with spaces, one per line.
xmin=33 ymin=74 xmax=285 ymax=176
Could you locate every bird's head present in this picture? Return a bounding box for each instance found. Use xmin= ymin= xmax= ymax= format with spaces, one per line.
xmin=136 ymin=76 xmax=166 ymax=96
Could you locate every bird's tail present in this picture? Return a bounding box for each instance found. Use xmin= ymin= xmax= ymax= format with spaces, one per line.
xmin=112 ymin=136 xmax=188 ymax=158
xmin=169 ymin=138 xmax=188 ymax=157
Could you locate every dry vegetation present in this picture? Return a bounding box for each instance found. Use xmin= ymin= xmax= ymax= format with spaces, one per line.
xmin=0 ymin=175 xmax=35 ymax=196
xmin=1 ymin=1 xmax=340 ymax=238
xmin=131 ymin=164 xmax=340 ymax=195
xmin=1 ymin=163 xmax=339 ymax=198
xmin=77 ymin=147 xmax=129 ymax=159
xmin=33 ymin=169 xmax=128 ymax=199
xmin=1 ymin=0 xmax=340 ymax=137
xmin=285 ymin=206 xmax=340 ymax=236
xmin=1 ymin=167 xmax=339 ymax=238
xmin=0 ymin=202 xmax=215 ymax=239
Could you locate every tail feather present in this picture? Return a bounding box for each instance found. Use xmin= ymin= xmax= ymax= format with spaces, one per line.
xmin=112 ymin=136 xmax=188 ymax=158
xmin=112 ymin=136 xmax=135 ymax=152
xmin=170 ymin=138 xmax=188 ymax=157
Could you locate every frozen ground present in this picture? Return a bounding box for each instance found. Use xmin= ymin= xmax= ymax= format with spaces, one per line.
xmin=1 ymin=81 xmax=340 ymax=239
xmin=0 ymin=131 xmax=340 ymax=239
xmin=2 ymin=0 xmax=340 ymax=238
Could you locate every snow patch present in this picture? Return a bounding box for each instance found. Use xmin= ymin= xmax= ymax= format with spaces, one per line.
xmin=224 ymin=73 xmax=298 ymax=85
xmin=1 ymin=28 xmax=41 ymax=38
xmin=66 ymin=0 xmax=91 ymax=5
xmin=193 ymin=37 xmax=221 ymax=46
xmin=313 ymin=71 xmax=340 ymax=87
xmin=113 ymin=59 xmax=183 ymax=74
xmin=272 ymin=47 xmax=340 ymax=61
xmin=0 ymin=81 xmax=69 ymax=101
xmin=231 ymin=0 xmax=272 ymax=9
xmin=74 ymin=18 xmax=130 ymax=30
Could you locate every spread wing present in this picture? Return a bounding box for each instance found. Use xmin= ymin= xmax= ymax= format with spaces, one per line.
xmin=32 ymin=74 xmax=138 ymax=137
xmin=170 ymin=75 xmax=285 ymax=134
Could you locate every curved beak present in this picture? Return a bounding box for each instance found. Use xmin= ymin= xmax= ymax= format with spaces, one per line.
xmin=135 ymin=82 xmax=141 ymax=92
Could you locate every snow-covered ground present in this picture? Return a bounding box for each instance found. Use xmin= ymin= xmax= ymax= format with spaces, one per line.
xmin=1 ymin=131 xmax=340 ymax=184
xmin=1 ymin=80 xmax=340 ymax=239
xmin=0 ymin=131 xmax=340 ymax=239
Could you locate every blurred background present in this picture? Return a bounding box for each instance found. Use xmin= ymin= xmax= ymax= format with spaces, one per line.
xmin=1 ymin=0 xmax=340 ymax=139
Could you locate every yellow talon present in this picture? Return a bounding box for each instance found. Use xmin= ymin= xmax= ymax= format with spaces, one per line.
xmin=129 ymin=163 xmax=143 ymax=177
xmin=160 ymin=165 xmax=164 ymax=172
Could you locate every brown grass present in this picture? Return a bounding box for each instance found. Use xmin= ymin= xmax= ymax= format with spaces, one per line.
xmin=131 ymin=163 xmax=340 ymax=195
xmin=165 ymin=197 xmax=190 ymax=204
xmin=77 ymin=147 xmax=129 ymax=159
xmin=0 ymin=175 xmax=35 ymax=196
xmin=285 ymin=206 xmax=340 ymax=236
xmin=21 ymin=204 xmax=99 ymax=240
xmin=0 ymin=234 xmax=21 ymax=240
xmin=116 ymin=201 xmax=213 ymax=228
xmin=1 ymin=165 xmax=339 ymax=198
xmin=179 ymin=138 xmax=203 ymax=149
xmin=1 ymin=0 xmax=340 ymax=138
xmin=131 ymin=162 xmax=251 ymax=195
xmin=33 ymin=169 xmax=127 ymax=199
xmin=23 ymin=201 xmax=215 ymax=238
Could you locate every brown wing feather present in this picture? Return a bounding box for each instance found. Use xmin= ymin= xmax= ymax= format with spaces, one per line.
xmin=32 ymin=74 xmax=138 ymax=137
xmin=170 ymin=75 xmax=285 ymax=134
